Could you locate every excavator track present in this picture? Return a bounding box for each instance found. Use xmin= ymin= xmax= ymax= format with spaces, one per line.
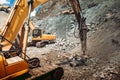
xmin=14 ymin=64 xmax=64 ymax=80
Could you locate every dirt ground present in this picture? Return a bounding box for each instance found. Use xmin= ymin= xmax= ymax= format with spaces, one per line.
xmin=0 ymin=0 xmax=120 ymax=80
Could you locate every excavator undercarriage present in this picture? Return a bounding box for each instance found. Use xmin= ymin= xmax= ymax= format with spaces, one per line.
xmin=14 ymin=65 xmax=64 ymax=80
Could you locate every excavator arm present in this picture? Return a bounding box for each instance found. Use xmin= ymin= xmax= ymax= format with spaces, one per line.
xmin=69 ymin=0 xmax=88 ymax=55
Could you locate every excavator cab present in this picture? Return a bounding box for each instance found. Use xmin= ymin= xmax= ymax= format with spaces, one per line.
xmin=32 ymin=28 xmax=42 ymax=38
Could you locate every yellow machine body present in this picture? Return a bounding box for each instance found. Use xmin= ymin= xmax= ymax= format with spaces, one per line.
xmin=0 ymin=55 xmax=28 ymax=80
xmin=30 ymin=21 xmax=56 ymax=41
xmin=32 ymin=34 xmax=56 ymax=41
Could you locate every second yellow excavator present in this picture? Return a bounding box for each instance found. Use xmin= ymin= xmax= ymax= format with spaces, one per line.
xmin=28 ymin=21 xmax=56 ymax=47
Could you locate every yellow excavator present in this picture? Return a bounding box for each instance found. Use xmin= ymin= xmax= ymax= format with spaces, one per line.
xmin=28 ymin=21 xmax=56 ymax=48
xmin=0 ymin=0 xmax=87 ymax=80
